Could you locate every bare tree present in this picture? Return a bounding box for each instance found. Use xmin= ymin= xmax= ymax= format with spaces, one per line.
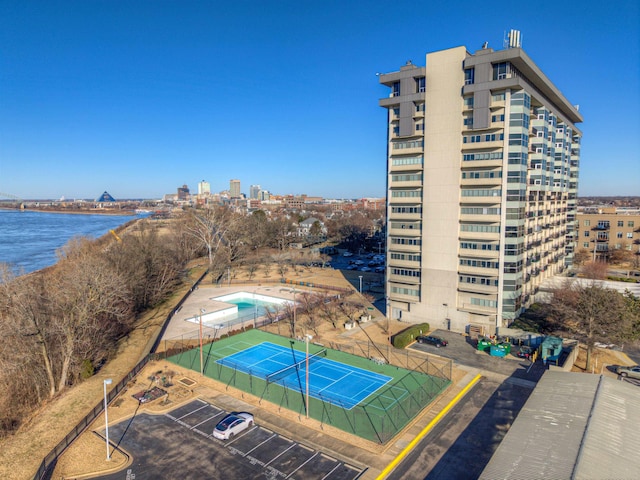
xmin=317 ymin=293 xmax=341 ymax=328
xmin=580 ymin=260 xmax=608 ymax=280
xmin=182 ymin=206 xmax=236 ymax=273
xmin=50 ymin=238 xmax=133 ymax=391
xmin=545 ymin=282 xmax=632 ymax=370
xmin=338 ymin=297 xmax=363 ymax=324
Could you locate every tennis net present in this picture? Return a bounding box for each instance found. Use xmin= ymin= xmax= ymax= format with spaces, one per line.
xmin=265 ymin=349 xmax=327 ymax=385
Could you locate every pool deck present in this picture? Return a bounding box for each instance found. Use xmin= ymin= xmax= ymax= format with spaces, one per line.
xmin=161 ymin=284 xmax=310 ymax=341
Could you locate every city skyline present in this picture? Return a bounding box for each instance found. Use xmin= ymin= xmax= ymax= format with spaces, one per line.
xmin=1 ymin=1 xmax=638 ymax=200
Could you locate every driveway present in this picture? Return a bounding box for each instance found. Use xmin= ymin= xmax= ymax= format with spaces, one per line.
xmin=410 ymin=329 xmax=546 ymax=383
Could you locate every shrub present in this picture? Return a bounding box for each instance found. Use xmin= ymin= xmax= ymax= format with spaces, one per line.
xmin=392 ymin=323 xmax=430 ymax=349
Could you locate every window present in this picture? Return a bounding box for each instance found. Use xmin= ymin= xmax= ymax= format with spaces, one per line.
xmin=491 ymin=92 xmax=505 ymax=102
xmin=392 ymin=140 xmax=423 ymax=150
xmin=464 ymin=116 xmax=473 ymax=126
xmin=491 ymin=114 xmax=505 ymax=122
xmin=583 ymin=242 xmax=589 ymax=248
xmin=416 ymin=77 xmax=425 ymax=92
xmin=629 ymin=221 xmax=635 ymax=228
xmin=627 ymin=232 xmax=633 ymax=239
xmin=617 ymin=232 xmax=623 ymax=238
xmin=584 ymin=220 xmax=590 ymax=226
xmin=493 ymin=62 xmax=508 ymax=80
xmin=464 ymin=68 xmax=474 ymax=85
xmin=392 ymin=108 xmax=399 ymax=117
xmin=392 ymin=81 xmax=400 ymax=97
xmin=416 ymin=122 xmax=424 ymax=131
xmin=415 ymin=102 xmax=425 ymax=112
xmin=391 ymin=156 xmax=423 ymax=166
xmin=464 ymin=96 xmax=474 ymax=107
xmin=584 ymin=231 xmax=590 ymax=237
xmin=618 ymin=220 xmax=624 ymax=227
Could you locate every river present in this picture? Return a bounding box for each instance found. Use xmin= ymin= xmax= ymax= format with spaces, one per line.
xmin=0 ymin=209 xmax=140 ymax=275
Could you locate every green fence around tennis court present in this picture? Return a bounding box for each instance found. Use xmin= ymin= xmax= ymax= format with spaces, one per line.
xmin=167 ymin=329 xmax=451 ymax=444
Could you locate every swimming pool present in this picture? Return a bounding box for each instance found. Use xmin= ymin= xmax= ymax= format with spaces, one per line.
xmin=186 ymin=291 xmax=292 ymax=327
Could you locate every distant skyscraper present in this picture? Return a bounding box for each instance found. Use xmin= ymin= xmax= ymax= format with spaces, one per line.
xmin=250 ymin=184 xmax=261 ymax=199
xmin=230 ymin=179 xmax=241 ymax=198
xmin=198 ymin=180 xmax=211 ymax=195
xmin=177 ymin=184 xmax=190 ymax=200
xmin=379 ymin=35 xmax=582 ymax=334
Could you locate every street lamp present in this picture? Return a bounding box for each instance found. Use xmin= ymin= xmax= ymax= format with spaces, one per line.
xmin=199 ymin=308 xmax=206 ymax=376
xmin=293 ymin=287 xmax=297 ymax=339
xmin=103 ymin=378 xmax=113 ymax=461
xmin=386 ymin=296 xmax=391 ymax=358
xmin=358 ymin=275 xmax=363 ymax=294
xmin=305 ymin=334 xmax=313 ymax=418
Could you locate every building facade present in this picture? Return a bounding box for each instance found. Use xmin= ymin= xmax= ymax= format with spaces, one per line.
xmin=198 ymin=180 xmax=211 ymax=196
xmin=379 ymin=37 xmax=582 ymax=334
xmin=230 ymin=179 xmax=241 ymax=198
xmin=575 ymin=207 xmax=640 ymax=261
xmin=250 ymin=184 xmax=261 ymax=199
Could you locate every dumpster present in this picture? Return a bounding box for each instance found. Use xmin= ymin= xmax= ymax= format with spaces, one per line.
xmin=490 ymin=343 xmax=511 ymax=357
xmin=477 ymin=336 xmax=493 ymax=352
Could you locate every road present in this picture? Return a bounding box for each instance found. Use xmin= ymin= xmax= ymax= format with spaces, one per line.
xmin=388 ymin=378 xmax=532 ymax=480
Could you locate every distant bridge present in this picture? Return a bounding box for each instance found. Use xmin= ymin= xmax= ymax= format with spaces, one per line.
xmin=0 ymin=192 xmax=24 ymax=206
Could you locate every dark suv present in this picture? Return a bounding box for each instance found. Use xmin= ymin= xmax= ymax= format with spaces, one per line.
xmin=416 ymin=335 xmax=448 ymax=347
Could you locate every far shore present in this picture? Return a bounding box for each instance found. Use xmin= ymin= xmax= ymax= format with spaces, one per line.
xmin=0 ymin=206 xmax=138 ymax=216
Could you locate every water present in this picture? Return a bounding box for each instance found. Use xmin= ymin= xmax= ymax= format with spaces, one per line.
xmin=0 ymin=209 xmax=139 ymax=275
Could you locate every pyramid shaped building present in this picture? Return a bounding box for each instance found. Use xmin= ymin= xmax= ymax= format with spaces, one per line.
xmin=96 ymin=191 xmax=116 ymax=202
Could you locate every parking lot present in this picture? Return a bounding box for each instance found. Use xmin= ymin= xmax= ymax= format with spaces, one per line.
xmin=97 ymin=399 xmax=365 ymax=480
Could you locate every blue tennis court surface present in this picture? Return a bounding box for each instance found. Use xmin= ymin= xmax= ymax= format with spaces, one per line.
xmin=216 ymin=342 xmax=392 ymax=409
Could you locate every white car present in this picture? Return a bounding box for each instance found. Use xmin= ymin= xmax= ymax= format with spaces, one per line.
xmin=213 ymin=412 xmax=254 ymax=440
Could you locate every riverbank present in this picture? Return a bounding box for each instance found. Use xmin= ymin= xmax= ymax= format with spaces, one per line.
xmin=0 ymin=205 xmax=138 ymax=215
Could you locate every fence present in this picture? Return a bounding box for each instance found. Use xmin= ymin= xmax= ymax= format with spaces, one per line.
xmin=32 ymin=269 xmax=209 ymax=480
xmin=167 ymin=331 xmax=451 ymax=444
xmin=32 ymin=355 xmax=152 ymax=480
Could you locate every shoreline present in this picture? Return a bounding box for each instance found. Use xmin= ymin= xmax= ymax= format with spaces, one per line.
xmin=0 ymin=206 xmax=138 ymax=216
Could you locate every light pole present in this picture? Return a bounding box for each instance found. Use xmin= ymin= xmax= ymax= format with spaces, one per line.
xmin=305 ymin=334 xmax=313 ymax=418
xmin=293 ymin=287 xmax=297 ymax=339
xmin=199 ymin=308 xmax=205 ymax=376
xmin=358 ymin=275 xmax=363 ymax=294
xmin=386 ymin=296 xmax=391 ymax=358
xmin=103 ymin=378 xmax=113 ymax=461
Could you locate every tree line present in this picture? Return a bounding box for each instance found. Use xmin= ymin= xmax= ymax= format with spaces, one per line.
xmin=0 ymin=204 xmax=384 ymax=437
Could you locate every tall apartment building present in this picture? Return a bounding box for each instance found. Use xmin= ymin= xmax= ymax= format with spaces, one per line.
xmin=229 ymin=179 xmax=241 ymax=198
xmin=379 ymin=35 xmax=582 ymax=334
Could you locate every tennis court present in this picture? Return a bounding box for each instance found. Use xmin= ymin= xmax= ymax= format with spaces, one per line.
xmin=216 ymin=342 xmax=392 ymax=409
xmin=167 ymin=329 xmax=451 ymax=443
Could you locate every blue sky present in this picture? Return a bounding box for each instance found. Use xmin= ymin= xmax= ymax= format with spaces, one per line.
xmin=1 ymin=0 xmax=638 ymax=200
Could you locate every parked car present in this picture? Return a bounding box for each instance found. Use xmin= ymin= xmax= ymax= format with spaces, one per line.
xmin=213 ymin=412 xmax=254 ymax=440
xmin=517 ymin=345 xmax=533 ymax=359
xmin=374 ymin=266 xmax=385 ymax=273
xmin=614 ymin=365 xmax=640 ymax=379
xmin=416 ymin=335 xmax=448 ymax=347
xmin=342 ymin=252 xmax=353 ymax=257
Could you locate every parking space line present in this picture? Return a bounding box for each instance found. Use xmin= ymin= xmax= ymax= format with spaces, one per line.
xmin=225 ymin=425 xmax=258 ymax=446
xmin=322 ymin=462 xmax=343 ymax=480
xmin=243 ymin=431 xmax=278 ymax=456
xmin=264 ymin=441 xmax=296 ymax=467
xmin=191 ymin=411 xmax=225 ymax=430
xmin=176 ymin=403 xmax=209 ymax=420
xmin=286 ymin=450 xmax=319 ymax=478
